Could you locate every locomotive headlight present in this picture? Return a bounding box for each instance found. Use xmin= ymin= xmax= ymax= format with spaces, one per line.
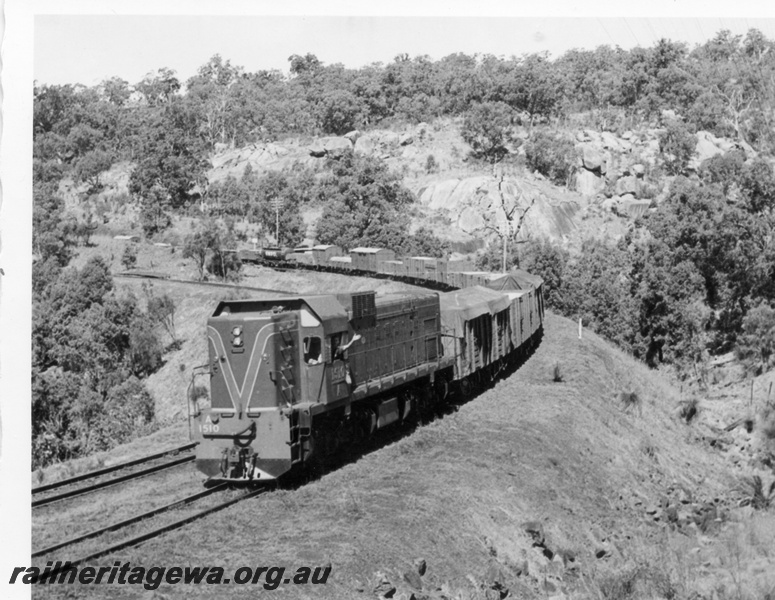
xmin=233 ymin=336 xmax=243 ymax=347
xmin=232 ymin=326 xmax=242 ymax=337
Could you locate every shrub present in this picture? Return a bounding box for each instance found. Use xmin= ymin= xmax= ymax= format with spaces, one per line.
xmin=316 ymin=89 xmax=364 ymax=135
xmin=679 ymin=396 xmax=699 ymax=423
xmin=425 ymin=154 xmax=438 ymax=174
xmin=760 ymin=406 xmax=775 ymax=443
xmin=738 ymin=475 xmax=775 ymax=510
xmin=699 ymin=150 xmax=745 ymax=194
xmin=524 ymin=129 xmax=577 ymax=186
xmin=740 ymin=157 xmax=775 ymax=214
xmin=146 ymin=288 xmax=178 ymax=345
xmin=461 ymin=101 xmax=517 ymax=163
xmin=183 ymin=219 xmax=242 ymax=281
xmin=639 ymin=438 xmax=658 ymax=459
xmin=619 ymin=391 xmax=641 ymax=414
xmin=552 ymin=362 xmax=563 ymax=382
xmin=121 ymin=244 xmax=137 ymax=270
xmin=106 ymin=377 xmax=155 ymax=428
xmin=735 ymin=304 xmax=775 ymax=375
xmin=518 ymin=237 xmax=569 ymax=309
xmin=128 ymin=315 xmax=164 ymax=376
xmin=687 ymin=91 xmax=735 ymax=138
xmin=87 ymin=378 xmax=156 ymax=453
xmin=596 ymin=565 xmax=642 ymax=600
xmin=207 ymin=249 xmax=242 ymax=281
xmin=399 ymin=227 xmax=449 ymax=258
xmin=555 ymin=239 xmax=637 ymax=351
xmin=658 ymin=119 xmax=696 ymax=175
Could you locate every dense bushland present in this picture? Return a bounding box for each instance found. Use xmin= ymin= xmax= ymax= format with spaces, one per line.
xmin=482 ymin=168 xmax=775 ymax=374
xmin=31 ymin=28 xmax=775 ymax=467
xmin=33 ymin=28 xmax=775 ymax=220
xmin=31 ymin=256 xmax=169 ymax=467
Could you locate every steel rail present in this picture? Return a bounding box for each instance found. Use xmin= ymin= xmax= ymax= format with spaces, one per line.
xmin=52 ymin=488 xmax=266 ymax=568
xmin=32 ymin=483 xmax=230 ymax=558
xmin=32 ymin=455 xmax=194 ymax=508
xmin=32 ymin=443 xmax=197 ymax=495
xmin=114 ymin=273 xmax=295 ymax=295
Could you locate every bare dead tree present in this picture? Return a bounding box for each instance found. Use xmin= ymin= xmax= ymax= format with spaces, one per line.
xmin=469 ymin=167 xmax=537 ymax=272
xmin=715 ymin=85 xmax=755 ymax=143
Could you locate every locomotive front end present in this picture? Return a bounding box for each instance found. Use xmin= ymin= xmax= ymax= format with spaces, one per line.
xmin=190 ymin=301 xmax=300 ymax=481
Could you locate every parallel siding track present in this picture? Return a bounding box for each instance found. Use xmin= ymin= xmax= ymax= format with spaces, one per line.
xmin=39 ymin=487 xmax=266 ymax=571
xmin=32 ymin=443 xmax=196 ymax=508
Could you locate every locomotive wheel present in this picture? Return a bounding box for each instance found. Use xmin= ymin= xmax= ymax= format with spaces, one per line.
xmin=459 ymin=377 xmax=473 ymax=397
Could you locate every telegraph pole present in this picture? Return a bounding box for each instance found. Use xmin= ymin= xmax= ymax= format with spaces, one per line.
xmin=501 ymin=222 xmax=510 ymax=274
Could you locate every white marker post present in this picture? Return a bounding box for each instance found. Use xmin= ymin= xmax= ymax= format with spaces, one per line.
xmin=578 ymin=318 xmax=582 ymax=340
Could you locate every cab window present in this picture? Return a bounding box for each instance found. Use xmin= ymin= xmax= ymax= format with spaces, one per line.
xmin=303 ymin=336 xmax=322 ymax=365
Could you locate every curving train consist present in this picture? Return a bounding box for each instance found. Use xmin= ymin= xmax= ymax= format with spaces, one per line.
xmin=188 ymin=245 xmax=544 ymax=482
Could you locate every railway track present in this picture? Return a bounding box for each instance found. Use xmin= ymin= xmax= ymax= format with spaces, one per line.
xmin=32 ymin=443 xmax=196 ymax=508
xmin=37 ymin=486 xmax=267 ymax=568
xmin=115 ymin=272 xmax=296 ymax=295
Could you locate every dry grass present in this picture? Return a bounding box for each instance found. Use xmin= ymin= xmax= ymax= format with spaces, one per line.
xmin=580 ymin=515 xmax=775 ymax=600
xmin=34 ymin=312 xmax=767 ymax=599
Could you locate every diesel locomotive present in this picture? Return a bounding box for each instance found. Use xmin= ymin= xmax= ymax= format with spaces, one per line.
xmin=189 ymin=258 xmax=544 ymax=482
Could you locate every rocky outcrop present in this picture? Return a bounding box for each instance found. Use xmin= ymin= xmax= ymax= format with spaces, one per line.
xmin=581 ymin=146 xmax=605 ymax=173
xmin=692 ymin=131 xmax=726 ymax=168
xmin=343 ymin=129 xmax=361 ymax=143
xmin=209 ymin=143 xmax=304 ymax=182
xmin=321 ymin=136 xmax=353 ymax=153
xmin=574 ymin=169 xmax=606 ymax=196
xmin=689 ymin=130 xmax=757 ymax=170
xmin=615 ymin=175 xmax=639 ymax=196
xmin=308 ymin=143 xmax=326 ymax=158
xmin=417 ymin=176 xmax=580 ymax=242
xmin=309 ymin=136 xmax=353 ymax=157
xmin=354 ymin=130 xmax=403 ymax=156
xmin=571 ymin=125 xmax=752 ymax=205
xmin=619 ymin=196 xmax=651 ymax=218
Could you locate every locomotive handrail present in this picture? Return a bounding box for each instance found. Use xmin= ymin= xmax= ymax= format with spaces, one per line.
xmin=188 ymin=365 xmax=212 ymax=439
xmin=268 ymin=369 xmax=295 ymax=406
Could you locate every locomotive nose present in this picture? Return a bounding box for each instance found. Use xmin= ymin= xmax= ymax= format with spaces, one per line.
xmin=194 ymin=404 xmax=294 ymax=481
